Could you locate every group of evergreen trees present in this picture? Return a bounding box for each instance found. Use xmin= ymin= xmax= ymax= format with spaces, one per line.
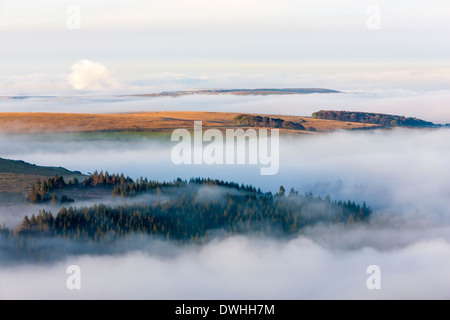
xmin=14 ymin=178 xmax=372 ymax=243
xmin=234 ymin=114 xmax=315 ymax=131
xmin=83 ymin=171 xmax=199 ymax=197
xmin=312 ymin=110 xmax=435 ymax=127
xmin=28 ymin=175 xmax=77 ymax=203
xmin=4 ymin=173 xmax=373 ymax=261
xmin=30 ymin=171 xmax=265 ymax=201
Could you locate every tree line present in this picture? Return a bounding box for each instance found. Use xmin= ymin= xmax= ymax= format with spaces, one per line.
xmin=28 ymin=175 xmax=78 ymax=203
xmin=28 ymin=172 xmax=262 ymax=202
xmin=234 ymin=114 xmax=316 ymax=131
xmin=12 ymin=178 xmax=371 ymax=243
xmin=2 ymin=173 xmax=374 ymax=261
xmin=312 ymin=110 xmax=435 ymax=127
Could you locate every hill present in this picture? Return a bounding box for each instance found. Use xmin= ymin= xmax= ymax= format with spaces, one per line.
xmin=0 ymin=158 xmax=84 ymax=198
xmin=312 ymin=110 xmax=436 ymax=127
xmin=0 ymin=111 xmax=379 ymax=134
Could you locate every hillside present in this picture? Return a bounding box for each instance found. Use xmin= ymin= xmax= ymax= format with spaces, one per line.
xmin=312 ymin=110 xmax=436 ymax=127
xmin=0 ymin=158 xmax=84 ymax=197
xmin=0 ymin=111 xmax=379 ymax=134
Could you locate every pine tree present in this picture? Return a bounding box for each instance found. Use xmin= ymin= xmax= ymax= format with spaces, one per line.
xmin=21 ymin=216 xmax=31 ymax=232
xmin=276 ymin=185 xmax=286 ymax=198
xmin=92 ymin=170 xmax=99 ymax=185
xmin=51 ymin=193 xmax=58 ymax=204
xmin=289 ymin=188 xmax=298 ymax=198
xmin=99 ymin=171 xmax=105 ymax=185
xmin=112 ymin=186 xmax=120 ymax=197
xmin=42 ymin=181 xmax=49 ymax=193
xmin=29 ymin=185 xmax=41 ymax=203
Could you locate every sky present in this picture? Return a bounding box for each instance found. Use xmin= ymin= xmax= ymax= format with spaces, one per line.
xmin=0 ymin=0 xmax=449 ymax=95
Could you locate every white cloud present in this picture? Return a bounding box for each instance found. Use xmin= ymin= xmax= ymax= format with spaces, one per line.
xmin=68 ymin=60 xmax=120 ymax=90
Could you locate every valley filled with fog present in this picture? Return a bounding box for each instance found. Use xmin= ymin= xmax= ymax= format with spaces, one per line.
xmin=0 ymin=93 xmax=449 ymax=298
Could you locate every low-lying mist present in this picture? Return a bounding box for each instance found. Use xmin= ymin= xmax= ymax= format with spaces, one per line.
xmin=1 ymin=90 xmax=450 ymax=123
xmin=1 ymin=128 xmax=449 ymax=223
xmin=1 ymin=235 xmax=449 ymax=299
xmin=0 ymin=127 xmax=449 ymax=299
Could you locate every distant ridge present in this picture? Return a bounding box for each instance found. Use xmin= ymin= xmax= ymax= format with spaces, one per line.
xmin=126 ymin=88 xmax=341 ymax=97
xmin=0 ymin=89 xmax=340 ymax=100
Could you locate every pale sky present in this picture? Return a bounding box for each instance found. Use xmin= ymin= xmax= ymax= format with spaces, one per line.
xmin=1 ymin=0 xmax=449 ymax=31
xmin=0 ymin=0 xmax=449 ymax=93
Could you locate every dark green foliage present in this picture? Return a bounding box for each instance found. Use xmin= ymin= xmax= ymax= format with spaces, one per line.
xmin=0 ymin=223 xmax=10 ymax=238
xmin=28 ymin=175 xmax=66 ymax=203
xmin=234 ymin=114 xmax=311 ymax=131
xmin=9 ymin=173 xmax=373 ymax=261
xmin=16 ymin=180 xmax=371 ymax=243
xmin=68 ymin=177 xmax=79 ymax=185
xmin=60 ymin=194 xmax=74 ymax=203
xmin=312 ymin=110 xmax=435 ymax=127
xmin=276 ymin=185 xmax=286 ymax=198
xmin=29 ymin=185 xmax=41 ymax=203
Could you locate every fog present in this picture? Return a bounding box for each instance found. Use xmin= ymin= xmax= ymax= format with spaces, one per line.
xmin=0 ymin=190 xmax=174 ymax=229
xmin=1 ymin=128 xmax=450 ymax=216
xmin=1 ymin=90 xmax=450 ymax=124
xmin=0 ymin=126 xmax=449 ymax=299
xmin=1 ymin=236 xmax=449 ymax=299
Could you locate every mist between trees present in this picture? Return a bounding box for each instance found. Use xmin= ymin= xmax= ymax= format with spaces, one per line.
xmin=0 ymin=173 xmax=371 ymax=263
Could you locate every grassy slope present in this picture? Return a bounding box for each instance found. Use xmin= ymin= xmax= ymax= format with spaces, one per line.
xmin=0 ymin=111 xmax=379 ymax=134
xmin=0 ymin=111 xmax=378 ymax=198
xmin=0 ymin=158 xmax=85 ymax=196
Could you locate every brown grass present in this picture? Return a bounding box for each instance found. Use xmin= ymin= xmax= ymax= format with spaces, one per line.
xmin=0 ymin=158 xmax=85 ymax=196
xmin=0 ymin=111 xmax=380 ymax=197
xmin=0 ymin=111 xmax=379 ymax=134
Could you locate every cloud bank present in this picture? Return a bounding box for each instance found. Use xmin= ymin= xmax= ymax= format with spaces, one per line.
xmin=1 ymin=235 xmax=450 ymax=299
xmin=0 ymin=124 xmax=449 ymax=299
